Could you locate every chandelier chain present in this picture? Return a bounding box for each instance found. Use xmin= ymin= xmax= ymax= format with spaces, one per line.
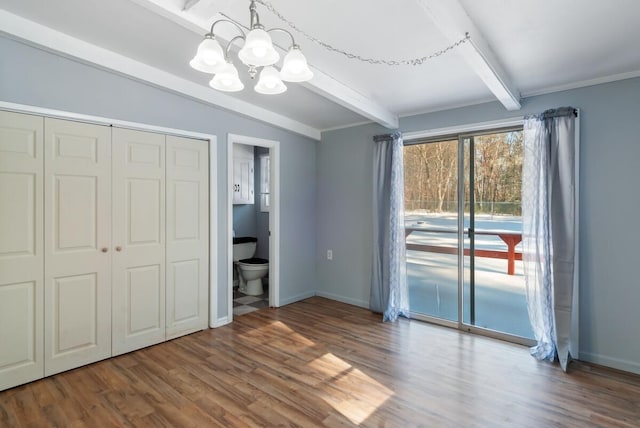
xmin=255 ymin=0 xmax=470 ymax=66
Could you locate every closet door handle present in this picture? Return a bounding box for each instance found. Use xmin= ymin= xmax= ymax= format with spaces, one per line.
xmin=115 ymin=246 xmax=122 ymax=252
xmin=101 ymin=247 xmax=109 ymax=253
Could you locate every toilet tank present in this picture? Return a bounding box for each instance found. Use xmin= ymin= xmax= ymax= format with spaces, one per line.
xmin=232 ymin=237 xmax=257 ymax=261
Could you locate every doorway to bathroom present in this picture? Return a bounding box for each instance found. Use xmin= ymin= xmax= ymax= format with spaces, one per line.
xmin=227 ymin=134 xmax=280 ymax=321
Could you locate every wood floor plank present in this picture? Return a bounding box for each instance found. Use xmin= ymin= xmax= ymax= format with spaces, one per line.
xmin=1 ymin=297 xmax=640 ymax=427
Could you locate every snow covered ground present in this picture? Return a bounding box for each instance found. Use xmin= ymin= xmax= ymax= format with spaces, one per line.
xmin=405 ymin=212 xmax=534 ymax=339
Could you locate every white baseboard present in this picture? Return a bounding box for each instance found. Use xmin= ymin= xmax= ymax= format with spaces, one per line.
xmin=315 ymin=291 xmax=369 ymax=309
xmin=278 ymin=290 xmax=316 ymax=307
xmin=211 ymin=316 xmax=230 ymax=328
xmin=579 ymin=351 xmax=640 ymax=375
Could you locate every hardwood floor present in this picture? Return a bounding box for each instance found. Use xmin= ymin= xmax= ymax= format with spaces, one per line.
xmin=2 ymin=297 xmax=639 ymax=427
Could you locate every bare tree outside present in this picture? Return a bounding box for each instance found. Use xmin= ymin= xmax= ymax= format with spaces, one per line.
xmin=404 ymin=132 xmax=523 ymax=216
xmin=404 ymin=140 xmax=458 ymax=213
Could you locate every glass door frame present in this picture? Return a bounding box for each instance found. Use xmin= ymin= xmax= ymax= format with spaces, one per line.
xmin=458 ymin=129 xmax=534 ymax=346
xmin=406 ymin=126 xmax=534 ymax=347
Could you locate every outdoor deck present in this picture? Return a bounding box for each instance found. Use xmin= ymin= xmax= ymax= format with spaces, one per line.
xmin=405 ymin=213 xmax=534 ymax=339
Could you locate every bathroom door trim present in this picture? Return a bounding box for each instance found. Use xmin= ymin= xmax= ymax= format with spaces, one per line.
xmin=227 ymin=133 xmax=280 ymax=323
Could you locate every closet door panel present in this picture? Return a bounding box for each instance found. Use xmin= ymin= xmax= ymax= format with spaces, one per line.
xmin=52 ymin=274 xmax=99 ymax=350
xmin=0 ymin=173 xmax=36 ymax=258
xmin=0 ymin=111 xmax=44 ymax=390
xmin=166 ymin=136 xmax=209 ymax=339
xmin=44 ymin=118 xmax=111 ymax=376
xmin=54 ymin=174 xmax=98 ymax=250
xmin=112 ymin=128 xmax=165 ymax=356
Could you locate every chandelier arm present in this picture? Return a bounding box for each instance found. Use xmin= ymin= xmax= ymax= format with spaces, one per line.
xmin=224 ymin=35 xmax=247 ymax=60
xmin=266 ymin=27 xmax=297 ymax=49
xmin=209 ymin=19 xmax=247 ymax=38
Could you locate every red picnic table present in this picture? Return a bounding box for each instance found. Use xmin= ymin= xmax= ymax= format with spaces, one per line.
xmin=405 ymin=227 xmax=522 ymax=275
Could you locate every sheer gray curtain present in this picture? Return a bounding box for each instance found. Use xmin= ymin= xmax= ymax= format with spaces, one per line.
xmin=370 ymin=131 xmax=410 ymax=322
xmin=522 ymin=107 xmax=579 ymax=371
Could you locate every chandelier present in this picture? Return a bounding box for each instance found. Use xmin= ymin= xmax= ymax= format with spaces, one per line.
xmin=189 ymin=0 xmax=313 ymax=94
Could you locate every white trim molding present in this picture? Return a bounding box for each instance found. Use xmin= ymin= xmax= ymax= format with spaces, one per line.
xmin=315 ymin=291 xmax=369 ymax=309
xmin=227 ymin=133 xmax=281 ymax=325
xmin=211 ymin=316 xmax=231 ymax=328
xmin=521 ymin=70 xmax=640 ymax=98
xmin=279 ymin=291 xmax=317 ymax=307
xmin=403 ymin=116 xmax=524 ymax=142
xmin=579 ymin=352 xmax=640 ymax=376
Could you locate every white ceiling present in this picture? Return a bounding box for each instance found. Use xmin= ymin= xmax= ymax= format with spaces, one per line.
xmin=2 ymin=0 xmax=640 ymax=138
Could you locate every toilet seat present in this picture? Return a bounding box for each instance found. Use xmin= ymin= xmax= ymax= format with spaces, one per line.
xmin=238 ymin=257 xmax=268 ymax=264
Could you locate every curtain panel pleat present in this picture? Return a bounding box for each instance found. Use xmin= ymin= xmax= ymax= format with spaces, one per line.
xmin=371 ymin=131 xmax=410 ymax=322
xmin=522 ymin=107 xmax=578 ymax=371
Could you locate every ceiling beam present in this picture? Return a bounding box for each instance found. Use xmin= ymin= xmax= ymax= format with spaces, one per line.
xmin=131 ymin=0 xmax=399 ymax=129
xmin=416 ymin=0 xmax=521 ymax=111
xmin=300 ymin=71 xmax=398 ymax=129
xmin=182 ymin=0 xmax=201 ymax=12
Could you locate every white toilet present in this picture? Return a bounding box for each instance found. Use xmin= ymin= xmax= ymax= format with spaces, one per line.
xmin=233 ymin=237 xmax=269 ymax=296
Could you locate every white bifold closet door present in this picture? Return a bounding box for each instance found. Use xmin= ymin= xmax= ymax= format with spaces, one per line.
xmin=1 ymin=112 xmax=209 ymax=390
xmin=43 ymin=118 xmax=112 ymax=376
xmin=166 ymin=135 xmax=209 ymax=338
xmin=0 ymin=111 xmax=44 ymax=390
xmin=111 ymin=130 xmax=209 ymax=352
xmin=111 ymin=128 xmax=166 ymax=356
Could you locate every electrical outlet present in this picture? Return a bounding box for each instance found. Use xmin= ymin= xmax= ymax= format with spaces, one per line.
xmin=327 ymin=249 xmax=333 ymax=260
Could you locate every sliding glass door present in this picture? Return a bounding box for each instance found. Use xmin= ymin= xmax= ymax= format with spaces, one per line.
xmin=404 ymin=129 xmax=533 ymax=343
xmin=404 ymin=140 xmax=459 ymax=323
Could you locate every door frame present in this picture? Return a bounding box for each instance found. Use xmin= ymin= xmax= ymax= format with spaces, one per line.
xmin=227 ymin=133 xmax=280 ymax=322
xmin=0 ymin=101 xmax=220 ymax=328
xmin=457 ymin=130 xmax=534 ymax=346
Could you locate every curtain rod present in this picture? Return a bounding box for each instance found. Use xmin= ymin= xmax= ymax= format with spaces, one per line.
xmin=542 ymin=107 xmax=578 ymax=118
xmin=373 ymin=130 xmax=402 ymax=142
xmin=527 ymin=107 xmax=578 ymax=120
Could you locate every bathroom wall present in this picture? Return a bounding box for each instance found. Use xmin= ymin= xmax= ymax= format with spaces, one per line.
xmin=232 ymin=192 xmax=257 ymax=238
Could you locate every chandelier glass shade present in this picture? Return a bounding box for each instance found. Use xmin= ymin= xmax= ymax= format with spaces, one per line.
xmin=209 ymin=61 xmax=244 ymax=92
xmin=190 ymin=0 xmax=313 ymax=94
xmin=280 ymin=46 xmax=313 ymax=82
xmin=255 ymin=66 xmax=287 ymax=94
xmin=238 ymin=27 xmax=280 ymax=66
xmin=189 ymin=36 xmax=225 ymax=73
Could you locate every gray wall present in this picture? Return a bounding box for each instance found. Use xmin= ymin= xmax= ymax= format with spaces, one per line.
xmin=318 ymin=77 xmax=640 ymax=374
xmin=232 ymin=204 xmax=256 ymax=238
xmin=0 ymin=36 xmax=317 ymax=322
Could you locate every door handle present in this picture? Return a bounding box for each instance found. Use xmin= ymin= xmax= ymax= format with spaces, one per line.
xmin=115 ymin=246 xmax=122 ymax=252
xmin=467 ymin=228 xmax=474 ymax=237
xmin=101 ymin=247 xmax=109 ymax=253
